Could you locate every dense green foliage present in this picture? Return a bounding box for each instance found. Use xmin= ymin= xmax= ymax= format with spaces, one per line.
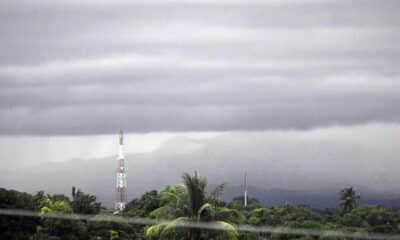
xmin=1 ymin=174 xmax=400 ymax=240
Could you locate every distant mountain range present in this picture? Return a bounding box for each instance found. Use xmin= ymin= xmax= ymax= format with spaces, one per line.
xmin=1 ymin=136 xmax=400 ymax=209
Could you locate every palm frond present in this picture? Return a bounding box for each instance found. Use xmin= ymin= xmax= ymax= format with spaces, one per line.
xmin=209 ymin=221 xmax=239 ymax=240
xmin=160 ymin=217 xmax=191 ymax=239
xmin=146 ymin=224 xmax=165 ymax=238
xmin=197 ymin=203 xmax=213 ymax=221
xmin=149 ymin=205 xmax=177 ymax=220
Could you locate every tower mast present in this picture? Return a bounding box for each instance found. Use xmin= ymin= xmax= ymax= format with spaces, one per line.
xmin=116 ymin=130 xmax=127 ymax=211
xmin=244 ymin=171 xmax=248 ymax=208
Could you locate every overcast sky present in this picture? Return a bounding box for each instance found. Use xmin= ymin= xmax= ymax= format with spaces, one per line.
xmin=1 ymin=0 xmax=399 ymax=134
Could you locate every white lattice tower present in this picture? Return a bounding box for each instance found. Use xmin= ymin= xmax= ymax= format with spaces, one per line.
xmin=115 ymin=130 xmax=127 ymax=211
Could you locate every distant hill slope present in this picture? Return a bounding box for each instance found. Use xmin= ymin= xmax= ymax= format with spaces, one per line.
xmin=1 ymin=136 xmax=400 ymax=209
xmin=221 ymin=185 xmax=400 ymax=209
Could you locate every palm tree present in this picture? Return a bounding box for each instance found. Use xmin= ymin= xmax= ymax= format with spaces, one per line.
xmin=339 ymin=187 xmax=360 ymax=214
xmin=146 ymin=172 xmax=238 ymax=240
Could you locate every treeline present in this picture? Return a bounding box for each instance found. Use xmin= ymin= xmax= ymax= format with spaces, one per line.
xmin=1 ymin=172 xmax=400 ymax=240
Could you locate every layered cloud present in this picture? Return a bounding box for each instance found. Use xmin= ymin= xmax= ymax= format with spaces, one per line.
xmin=0 ymin=0 xmax=399 ymax=134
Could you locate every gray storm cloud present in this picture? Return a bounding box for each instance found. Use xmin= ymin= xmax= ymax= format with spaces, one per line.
xmin=0 ymin=0 xmax=399 ymax=134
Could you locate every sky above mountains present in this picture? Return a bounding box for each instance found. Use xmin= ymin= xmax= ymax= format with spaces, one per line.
xmin=0 ymin=0 xmax=399 ymax=134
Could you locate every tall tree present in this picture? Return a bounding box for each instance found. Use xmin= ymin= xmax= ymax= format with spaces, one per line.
xmin=146 ymin=172 xmax=238 ymax=240
xmin=339 ymin=187 xmax=359 ymax=214
xmin=71 ymin=186 xmax=101 ymax=215
xmin=124 ymin=190 xmax=160 ymax=217
xmin=182 ymin=171 xmax=207 ymax=221
xmin=0 ymin=188 xmax=39 ymax=240
xmin=33 ymin=197 xmax=87 ymax=239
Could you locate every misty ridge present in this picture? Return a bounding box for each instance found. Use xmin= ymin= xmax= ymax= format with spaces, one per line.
xmin=2 ymin=124 xmax=399 ymax=208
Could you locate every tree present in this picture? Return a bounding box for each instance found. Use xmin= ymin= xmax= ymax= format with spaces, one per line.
xmin=71 ymin=186 xmax=101 ymax=215
xmin=52 ymin=194 xmax=71 ymax=203
xmin=146 ymin=172 xmax=238 ymax=240
xmin=87 ymin=209 xmax=142 ymax=240
xmin=249 ymin=204 xmax=322 ymax=227
xmin=33 ymin=197 xmax=88 ymax=240
xmin=124 ymin=190 xmax=160 ymax=217
xmin=182 ymin=171 xmax=207 ymax=220
xmin=0 ymin=188 xmax=39 ymax=239
xmin=228 ymin=196 xmax=261 ymax=212
xmin=248 ymin=204 xmax=323 ymax=240
xmin=340 ymin=205 xmax=399 ymax=233
xmin=339 ymin=187 xmax=359 ymax=214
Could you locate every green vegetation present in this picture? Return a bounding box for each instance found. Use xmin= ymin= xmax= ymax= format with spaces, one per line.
xmin=1 ymin=172 xmax=400 ymax=240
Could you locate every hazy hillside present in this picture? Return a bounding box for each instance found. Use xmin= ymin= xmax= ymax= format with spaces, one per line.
xmin=2 ymin=135 xmax=400 ymax=209
xmin=2 ymin=161 xmax=400 ymax=209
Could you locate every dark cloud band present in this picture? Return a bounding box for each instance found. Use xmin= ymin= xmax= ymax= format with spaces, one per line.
xmin=0 ymin=0 xmax=399 ymax=134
